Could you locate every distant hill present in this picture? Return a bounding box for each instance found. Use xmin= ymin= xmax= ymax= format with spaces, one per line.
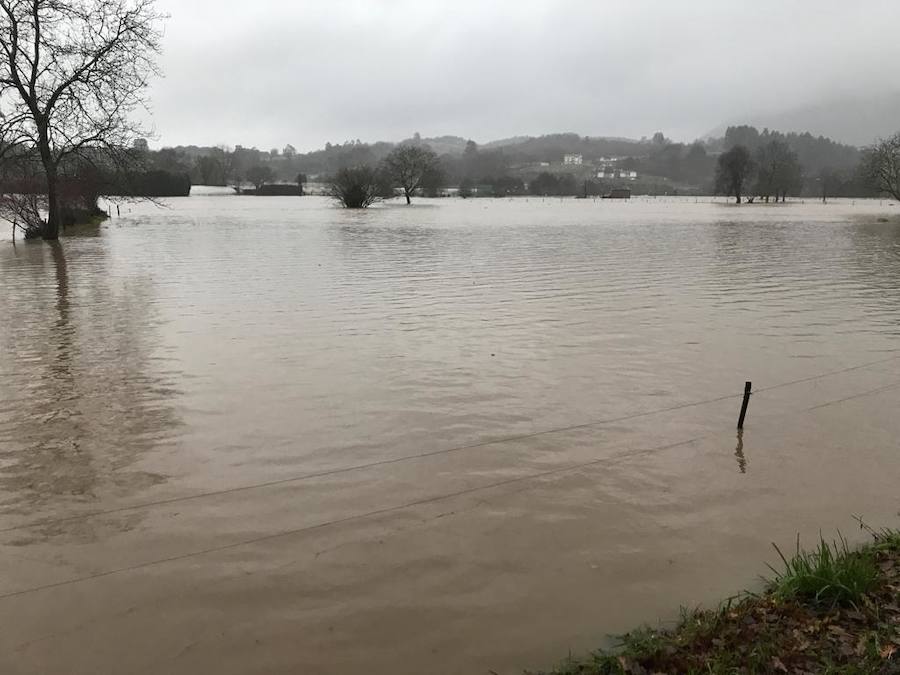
xmin=483 ymin=133 xmax=644 ymax=153
xmin=718 ymin=91 xmax=900 ymax=148
xmin=491 ymin=134 xmax=649 ymax=163
xmin=482 ymin=136 xmax=534 ymax=149
xmin=399 ymin=135 xmax=469 ymax=156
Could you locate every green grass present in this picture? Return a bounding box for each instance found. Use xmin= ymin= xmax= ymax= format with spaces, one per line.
xmin=531 ymin=526 xmax=900 ymax=675
xmin=766 ymin=533 xmax=878 ymax=608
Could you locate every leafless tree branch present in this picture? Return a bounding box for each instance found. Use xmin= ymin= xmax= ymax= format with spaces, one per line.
xmin=0 ymin=0 xmax=165 ymax=239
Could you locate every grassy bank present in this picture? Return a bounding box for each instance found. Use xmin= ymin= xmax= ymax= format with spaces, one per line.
xmin=534 ymin=526 xmax=900 ymax=674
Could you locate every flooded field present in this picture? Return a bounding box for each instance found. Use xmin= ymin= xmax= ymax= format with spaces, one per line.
xmin=1 ymin=196 xmax=899 ymax=674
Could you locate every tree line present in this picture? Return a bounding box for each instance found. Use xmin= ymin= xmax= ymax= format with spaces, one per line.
xmin=167 ymin=125 xmax=871 ymax=206
xmin=18 ymin=121 xmax=895 ymax=213
xmin=714 ymin=129 xmax=900 ymax=204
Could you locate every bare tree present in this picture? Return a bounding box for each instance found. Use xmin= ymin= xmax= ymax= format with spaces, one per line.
xmin=1 ymin=190 xmax=43 ymax=238
xmin=754 ymin=140 xmax=802 ymax=203
xmin=0 ymin=148 xmax=44 ymax=238
xmin=0 ymin=0 xmax=165 ymax=240
xmin=715 ymin=145 xmax=755 ymax=204
xmin=817 ymin=167 xmax=842 ymax=204
xmin=862 ymin=133 xmax=900 ymax=202
xmin=0 ymin=101 xmax=27 ymax=166
xmin=329 ymin=165 xmax=379 ymax=209
xmin=384 ymin=143 xmax=439 ymax=204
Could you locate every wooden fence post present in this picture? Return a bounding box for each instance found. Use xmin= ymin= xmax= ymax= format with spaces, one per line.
xmin=737 ymin=381 xmax=752 ymax=430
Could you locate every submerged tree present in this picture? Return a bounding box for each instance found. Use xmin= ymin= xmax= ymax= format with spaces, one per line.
xmin=817 ymin=167 xmax=842 ymax=203
xmin=755 ymin=140 xmax=802 ymax=202
xmin=329 ymin=165 xmax=379 ymax=208
xmin=715 ymin=145 xmax=755 ymax=204
xmin=0 ymin=0 xmax=165 ymax=240
xmin=862 ymin=133 xmax=900 ymax=202
xmin=384 ymin=144 xmax=439 ymax=204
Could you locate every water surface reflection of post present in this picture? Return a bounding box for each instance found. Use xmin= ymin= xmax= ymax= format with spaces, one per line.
xmin=735 ymin=430 xmax=747 ymax=474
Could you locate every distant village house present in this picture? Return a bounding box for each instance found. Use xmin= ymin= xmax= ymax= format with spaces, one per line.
xmin=597 ymin=169 xmax=638 ymax=180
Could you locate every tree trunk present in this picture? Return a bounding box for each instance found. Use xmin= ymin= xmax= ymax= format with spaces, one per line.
xmin=38 ymin=123 xmax=60 ymax=241
xmin=42 ymin=169 xmax=60 ymax=240
xmin=404 ymin=190 xmax=411 ymax=205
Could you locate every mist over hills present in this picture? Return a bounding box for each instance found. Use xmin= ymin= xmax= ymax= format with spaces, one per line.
xmin=396 ymin=88 xmax=900 ymax=153
xmin=173 ymin=88 xmax=900 ymax=159
xmin=716 ymin=91 xmax=900 ymax=148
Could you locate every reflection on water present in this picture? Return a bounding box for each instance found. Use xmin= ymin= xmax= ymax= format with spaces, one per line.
xmin=735 ymin=430 xmax=747 ymax=473
xmin=0 ymin=198 xmax=899 ymax=675
xmin=0 ymin=234 xmax=182 ymax=543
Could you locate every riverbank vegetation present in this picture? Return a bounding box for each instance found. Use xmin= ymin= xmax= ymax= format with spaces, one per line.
xmin=533 ymin=526 xmax=900 ymax=674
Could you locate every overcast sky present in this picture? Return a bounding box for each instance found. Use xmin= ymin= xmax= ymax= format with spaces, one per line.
xmin=146 ymin=0 xmax=900 ymax=151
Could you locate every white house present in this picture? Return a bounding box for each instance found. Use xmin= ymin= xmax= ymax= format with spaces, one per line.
xmin=598 ymin=169 xmax=638 ymax=180
xmin=563 ymin=154 xmax=583 ymax=165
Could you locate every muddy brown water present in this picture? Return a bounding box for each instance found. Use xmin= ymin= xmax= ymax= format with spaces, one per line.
xmin=1 ymin=196 xmax=899 ymax=674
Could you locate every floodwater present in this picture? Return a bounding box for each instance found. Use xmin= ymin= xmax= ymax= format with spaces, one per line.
xmin=1 ymin=195 xmax=900 ymax=675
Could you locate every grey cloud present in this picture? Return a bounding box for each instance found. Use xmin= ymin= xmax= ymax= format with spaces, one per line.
xmin=146 ymin=0 xmax=900 ymax=149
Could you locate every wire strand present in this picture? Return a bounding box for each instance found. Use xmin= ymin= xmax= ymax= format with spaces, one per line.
xmin=1 ymin=353 xmax=897 ymax=536
xmin=0 ymin=436 xmax=704 ymax=600
xmin=3 ymin=355 xmax=899 ymax=601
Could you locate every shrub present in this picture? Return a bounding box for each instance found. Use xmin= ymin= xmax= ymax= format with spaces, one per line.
xmin=329 ymin=165 xmax=379 ymax=208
